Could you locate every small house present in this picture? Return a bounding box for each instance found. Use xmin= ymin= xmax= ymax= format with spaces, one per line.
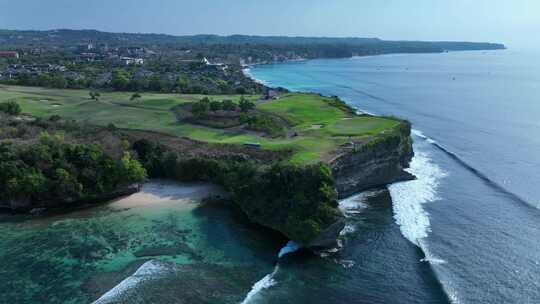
xmin=0 ymin=51 xmax=19 ymax=59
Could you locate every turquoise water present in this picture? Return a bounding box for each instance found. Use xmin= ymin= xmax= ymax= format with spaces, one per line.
xmin=0 ymin=181 xmax=283 ymax=303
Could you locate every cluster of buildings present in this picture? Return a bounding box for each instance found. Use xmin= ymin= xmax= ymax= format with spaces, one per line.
xmin=0 ymin=63 xmax=66 ymax=80
xmin=74 ymin=43 xmax=150 ymax=66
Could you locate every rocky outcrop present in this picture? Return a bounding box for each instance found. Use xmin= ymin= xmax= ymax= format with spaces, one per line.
xmin=307 ymin=218 xmax=346 ymax=249
xmin=0 ymin=184 xmax=141 ymax=214
xmin=330 ymin=121 xmax=414 ymax=199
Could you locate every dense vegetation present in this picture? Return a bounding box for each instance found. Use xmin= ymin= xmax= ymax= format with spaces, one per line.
xmin=174 ymin=96 xmax=285 ymax=137
xmin=0 ymin=114 xmax=147 ymax=210
xmin=240 ymin=114 xmax=287 ymax=138
xmin=0 ymin=100 xmax=21 ymax=115
xmin=132 ymin=138 xmax=340 ymax=244
xmin=3 ymin=63 xmax=260 ymax=95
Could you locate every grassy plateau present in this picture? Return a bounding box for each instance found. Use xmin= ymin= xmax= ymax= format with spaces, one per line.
xmin=0 ymin=85 xmax=400 ymax=164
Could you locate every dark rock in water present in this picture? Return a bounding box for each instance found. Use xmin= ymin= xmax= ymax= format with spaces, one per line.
xmin=308 ymin=218 xmax=346 ymax=249
xmin=134 ymin=244 xmax=203 ymax=261
xmin=29 ymin=208 xmax=47 ymax=215
xmin=1 ymin=197 xmax=32 ymax=212
xmin=0 ymin=184 xmax=141 ymax=214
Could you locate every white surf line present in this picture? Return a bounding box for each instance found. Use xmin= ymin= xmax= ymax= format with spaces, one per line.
xmin=387 ymin=148 xmax=465 ymax=304
xmin=93 ymin=260 xmax=167 ymax=304
xmin=240 ymin=266 xmax=279 ymax=304
xmin=240 ymin=241 xmax=301 ymax=304
xmin=388 ymin=150 xmax=446 ymax=247
xmin=242 ymin=67 xmax=268 ymax=85
xmin=412 ymin=129 xmax=438 ymax=144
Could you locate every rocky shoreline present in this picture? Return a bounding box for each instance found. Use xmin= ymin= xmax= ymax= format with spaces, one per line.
xmin=0 ymin=184 xmax=141 ymax=215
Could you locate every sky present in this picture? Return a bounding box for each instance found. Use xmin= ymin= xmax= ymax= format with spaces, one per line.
xmin=1 ymin=0 xmax=539 ymax=49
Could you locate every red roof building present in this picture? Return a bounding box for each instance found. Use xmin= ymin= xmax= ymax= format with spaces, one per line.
xmin=0 ymin=51 xmax=20 ymax=59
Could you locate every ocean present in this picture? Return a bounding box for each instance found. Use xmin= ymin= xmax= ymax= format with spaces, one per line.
xmin=2 ymin=49 xmax=540 ymax=304
xmin=247 ymin=49 xmax=540 ymax=303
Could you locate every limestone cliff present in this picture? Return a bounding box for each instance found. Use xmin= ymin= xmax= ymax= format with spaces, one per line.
xmin=330 ymin=121 xmax=414 ymax=199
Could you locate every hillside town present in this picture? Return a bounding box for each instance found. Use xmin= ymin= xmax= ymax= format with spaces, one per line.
xmin=0 ymin=39 xmax=261 ymax=94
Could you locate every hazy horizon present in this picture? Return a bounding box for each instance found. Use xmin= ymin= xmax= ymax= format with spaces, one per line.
xmin=1 ymin=0 xmax=539 ymax=49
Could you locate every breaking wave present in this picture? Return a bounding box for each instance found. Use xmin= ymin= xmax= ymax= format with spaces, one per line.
xmin=389 ymin=133 xmax=461 ymax=304
xmin=240 ymin=266 xmax=279 ymax=304
xmin=92 ymin=260 xmax=167 ymax=304
xmin=242 ymin=68 xmax=268 ymax=85
xmin=240 ymin=241 xmax=301 ymax=304
xmin=388 ymin=151 xmax=447 ymax=246
xmin=338 ymin=191 xmax=372 ymax=216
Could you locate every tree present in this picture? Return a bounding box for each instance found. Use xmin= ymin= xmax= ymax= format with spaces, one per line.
xmin=221 ymin=99 xmax=236 ymax=111
xmin=38 ymin=74 xmax=52 ymax=87
xmin=111 ymin=69 xmax=130 ymax=91
xmin=210 ymin=100 xmax=222 ymax=112
xmin=49 ymin=115 xmax=62 ymax=122
xmin=148 ymin=74 xmax=162 ymax=92
xmin=89 ymin=91 xmax=101 ymax=100
xmin=239 ymin=97 xmax=255 ymax=113
xmin=130 ymin=92 xmax=142 ymax=102
xmin=53 ymin=168 xmax=83 ymax=200
xmin=120 ymin=152 xmax=147 ymax=183
xmin=191 ymin=99 xmax=209 ymax=118
xmin=236 ymin=87 xmax=247 ymax=94
xmin=176 ymin=76 xmax=189 ymax=93
xmin=0 ymin=101 xmax=22 ymax=115
xmin=16 ymin=73 xmax=32 ymax=86
xmin=216 ymin=79 xmax=230 ymax=93
xmin=50 ymin=75 xmax=67 ymax=89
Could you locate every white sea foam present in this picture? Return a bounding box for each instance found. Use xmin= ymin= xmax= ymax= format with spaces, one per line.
xmin=411 ymin=129 xmax=428 ymax=140
xmin=93 ymin=260 xmax=167 ymax=304
xmin=240 ymin=266 xmax=279 ymax=304
xmin=338 ymin=259 xmax=356 ymax=269
xmin=412 ymin=129 xmax=438 ymax=144
xmin=339 ymin=191 xmax=377 ymax=215
xmin=355 ymin=108 xmax=376 ymax=116
xmin=242 ymin=68 xmax=268 ymax=85
xmin=420 ymin=244 xmax=447 ymax=265
xmin=278 ymin=241 xmax=301 ymax=258
xmin=339 ymin=223 xmax=357 ymax=236
xmin=388 ymin=151 xmax=446 ymax=246
xmin=241 ymin=239 xmax=302 ymax=304
xmin=389 ymin=150 xmax=463 ymax=304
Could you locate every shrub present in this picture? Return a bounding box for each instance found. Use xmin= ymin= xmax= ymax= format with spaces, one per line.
xmin=239 ymin=97 xmax=255 ymax=113
xmin=0 ymin=101 xmax=22 ymax=115
xmin=209 ymin=100 xmax=222 ymax=111
xmin=240 ymin=114 xmax=286 ymax=137
xmin=222 ymin=99 xmax=236 ymax=111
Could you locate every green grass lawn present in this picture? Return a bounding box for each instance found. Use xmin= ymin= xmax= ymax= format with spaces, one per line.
xmin=0 ymin=85 xmax=401 ymax=164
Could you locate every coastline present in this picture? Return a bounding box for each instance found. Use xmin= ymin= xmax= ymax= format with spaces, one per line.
xmin=242 ymin=48 xmax=508 ymax=87
xmin=0 ymin=184 xmax=142 ymax=215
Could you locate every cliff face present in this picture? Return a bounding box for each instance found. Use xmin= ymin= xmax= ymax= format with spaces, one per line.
xmin=330 ymin=122 xmax=414 ymax=199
